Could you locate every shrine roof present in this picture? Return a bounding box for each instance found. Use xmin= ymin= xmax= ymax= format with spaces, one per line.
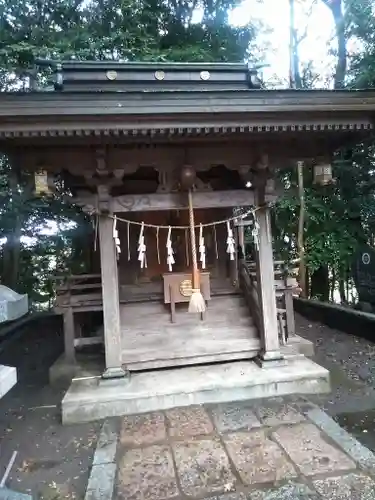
xmin=33 ymin=59 xmax=266 ymax=92
xmin=1 ymin=87 xmax=375 ymax=116
xmin=0 ymin=60 xmax=374 ymax=141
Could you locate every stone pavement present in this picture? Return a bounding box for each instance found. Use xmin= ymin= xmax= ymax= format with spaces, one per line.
xmin=85 ymin=396 xmax=375 ymax=500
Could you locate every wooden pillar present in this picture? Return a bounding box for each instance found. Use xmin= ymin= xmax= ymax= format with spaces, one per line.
xmin=284 ymin=289 xmax=296 ymax=337
xmin=238 ymin=225 xmax=245 ymax=255
xmin=63 ymin=307 xmax=76 ymax=364
xmin=98 ymin=214 xmax=127 ymax=379
xmin=255 ymin=200 xmax=282 ymax=364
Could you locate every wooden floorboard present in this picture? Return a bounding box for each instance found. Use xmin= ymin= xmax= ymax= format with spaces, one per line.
xmin=123 ymin=345 xmax=260 ymax=371
xmin=121 ymin=293 xmax=260 ymax=370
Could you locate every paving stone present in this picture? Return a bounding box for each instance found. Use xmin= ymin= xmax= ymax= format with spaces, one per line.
xmin=173 ymin=437 xmax=235 ymax=496
xmin=116 ymin=444 xmax=178 ymax=500
xmin=166 ymin=406 xmax=214 ymax=438
xmin=85 ymin=463 xmax=117 ymax=500
xmin=120 ymin=412 xmax=166 ymax=446
xmin=248 ymin=481 xmax=319 ymax=500
xmin=208 ymin=494 xmax=247 ymax=500
xmin=256 ymin=404 xmax=305 ymax=426
xmin=211 ymin=403 xmax=262 ymax=433
xmin=272 ymin=423 xmax=355 ymax=476
xmin=313 ymin=473 xmax=375 ymax=500
xmin=0 ymin=489 xmax=33 ymax=500
xmin=308 ymin=408 xmax=375 ymax=469
xmin=223 ymin=431 xmax=297 ymax=485
xmin=92 ymin=419 xmax=118 ymax=465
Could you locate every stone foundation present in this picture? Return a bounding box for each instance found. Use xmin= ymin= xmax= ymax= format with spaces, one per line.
xmin=62 ymin=356 xmax=329 ymax=424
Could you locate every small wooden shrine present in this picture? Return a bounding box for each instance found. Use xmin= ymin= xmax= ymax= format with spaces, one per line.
xmin=1 ymin=60 xmax=375 ymax=421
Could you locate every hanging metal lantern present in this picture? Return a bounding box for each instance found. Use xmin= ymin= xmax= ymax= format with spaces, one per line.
xmin=313 ymin=161 xmax=333 ymax=186
xmin=34 ymin=169 xmax=55 ymax=196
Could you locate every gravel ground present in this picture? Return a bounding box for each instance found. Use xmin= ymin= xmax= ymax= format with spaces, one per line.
xmin=1 ymin=311 xmax=375 ymax=498
xmin=0 ymin=317 xmax=101 ymax=500
xmin=296 ymin=313 xmax=375 ymax=452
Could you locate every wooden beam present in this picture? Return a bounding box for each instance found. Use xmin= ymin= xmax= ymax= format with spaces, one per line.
xmin=234 ymin=219 xmax=254 ymax=227
xmin=75 ymin=189 xmax=277 ymax=213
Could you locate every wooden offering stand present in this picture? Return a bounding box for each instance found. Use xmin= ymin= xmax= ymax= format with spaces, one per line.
xmin=162 ymin=272 xmax=211 ymax=323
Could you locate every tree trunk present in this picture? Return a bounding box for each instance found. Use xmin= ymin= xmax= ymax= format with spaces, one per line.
xmin=330 ymin=267 xmax=335 ymax=302
xmin=2 ymin=169 xmax=22 ymax=291
xmin=322 ymin=0 xmax=346 ymax=89
xmin=297 ymin=161 xmax=307 ymax=297
xmin=339 ymin=277 xmax=346 ymax=304
xmin=289 ymin=0 xmax=306 ymax=297
xmin=310 ymin=265 xmax=330 ymax=301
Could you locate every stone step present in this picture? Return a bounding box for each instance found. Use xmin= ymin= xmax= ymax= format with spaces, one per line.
xmin=62 ymin=357 xmax=331 ymax=424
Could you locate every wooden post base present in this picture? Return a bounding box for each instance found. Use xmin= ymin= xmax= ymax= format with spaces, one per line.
xmin=255 ymin=350 xmax=285 ymax=369
xmin=102 ymin=367 xmax=129 ymax=379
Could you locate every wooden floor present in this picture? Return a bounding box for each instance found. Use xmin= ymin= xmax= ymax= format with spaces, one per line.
xmin=120 ymin=294 xmax=260 ymax=371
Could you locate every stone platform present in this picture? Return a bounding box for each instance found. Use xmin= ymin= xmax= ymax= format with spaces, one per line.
xmin=85 ymin=396 xmax=375 ymax=500
xmin=62 ymin=356 xmax=329 ymax=424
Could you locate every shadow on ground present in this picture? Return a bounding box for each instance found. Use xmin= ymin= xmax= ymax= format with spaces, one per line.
xmin=0 ymin=316 xmax=101 ymax=500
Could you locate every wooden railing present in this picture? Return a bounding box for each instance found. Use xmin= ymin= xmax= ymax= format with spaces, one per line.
xmin=246 ymin=258 xmax=300 ymax=285
xmin=239 ymin=262 xmax=262 ymax=334
xmin=241 ymin=259 xmax=301 ymax=345
xmin=54 ymin=274 xmax=102 ymax=309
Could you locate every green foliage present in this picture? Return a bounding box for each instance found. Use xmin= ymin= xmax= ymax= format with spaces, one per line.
xmin=269 ymin=0 xmax=375 ymax=303
xmin=345 ymin=0 xmax=375 ymax=88
xmin=0 ymin=0 xmax=260 ymax=306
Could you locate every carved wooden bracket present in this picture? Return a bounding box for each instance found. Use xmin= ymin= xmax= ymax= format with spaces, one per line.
xmin=156 ymin=167 xmax=179 ymax=193
xmin=82 ymin=148 xmax=126 ymax=192
xmin=249 ymin=154 xmax=271 ymax=191
xmin=155 ymin=166 xmax=213 ymax=193
xmin=193 ymin=177 xmax=212 ymax=192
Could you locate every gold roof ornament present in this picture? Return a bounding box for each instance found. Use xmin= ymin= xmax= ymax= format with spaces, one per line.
xmin=106 ymin=70 xmax=118 ymax=81
xmin=154 ymin=70 xmax=165 ymax=81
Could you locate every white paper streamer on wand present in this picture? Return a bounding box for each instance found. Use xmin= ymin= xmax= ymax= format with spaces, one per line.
xmin=137 ymin=222 xmax=146 ymax=268
xmin=94 ymin=215 xmax=99 ymax=252
xmin=226 ymin=221 xmax=235 ymax=261
xmin=199 ymin=224 xmax=206 ymax=269
xmin=156 ymin=226 xmax=160 ymax=264
xmin=213 ymin=226 xmax=218 ymax=259
xmin=127 ymin=221 xmax=130 ymax=261
xmin=251 ymin=210 xmax=260 ymax=250
xmin=113 ymin=216 xmax=121 ymax=260
xmin=166 ymin=226 xmax=175 ymax=271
